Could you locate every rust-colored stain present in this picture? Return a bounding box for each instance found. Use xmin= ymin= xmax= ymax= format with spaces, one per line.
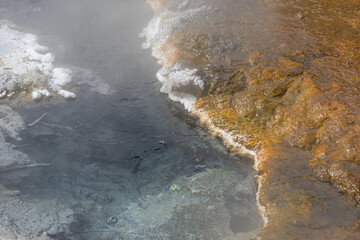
xmin=152 ymin=0 xmax=360 ymax=238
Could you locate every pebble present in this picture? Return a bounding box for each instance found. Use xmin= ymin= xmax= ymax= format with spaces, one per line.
xmin=159 ymin=140 xmax=168 ymax=145
xmin=106 ymin=216 xmax=118 ymax=224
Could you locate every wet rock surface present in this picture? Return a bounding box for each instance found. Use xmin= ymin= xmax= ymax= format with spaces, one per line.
xmin=144 ymin=0 xmax=360 ymax=239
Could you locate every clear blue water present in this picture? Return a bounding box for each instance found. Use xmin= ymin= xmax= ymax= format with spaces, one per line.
xmin=0 ymin=0 xmax=261 ymax=239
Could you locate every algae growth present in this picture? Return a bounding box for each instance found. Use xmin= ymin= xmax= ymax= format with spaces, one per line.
xmin=146 ymin=0 xmax=360 ymax=238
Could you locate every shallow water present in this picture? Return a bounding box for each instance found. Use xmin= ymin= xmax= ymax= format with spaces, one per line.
xmin=0 ymin=0 xmax=261 ymax=239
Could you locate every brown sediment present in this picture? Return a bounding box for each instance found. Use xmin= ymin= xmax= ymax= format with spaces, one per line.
xmin=150 ymin=0 xmax=360 ymax=238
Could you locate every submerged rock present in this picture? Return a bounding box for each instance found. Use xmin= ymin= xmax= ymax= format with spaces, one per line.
xmin=106 ymin=216 xmax=118 ymax=224
xmin=159 ymin=139 xmax=168 ymax=145
xmin=0 ymin=185 xmax=74 ymax=239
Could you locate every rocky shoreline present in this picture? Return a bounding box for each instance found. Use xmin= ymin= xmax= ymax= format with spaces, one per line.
xmin=144 ymin=0 xmax=360 ymax=239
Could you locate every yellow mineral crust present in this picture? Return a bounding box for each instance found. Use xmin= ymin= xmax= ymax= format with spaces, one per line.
xmin=149 ymin=0 xmax=360 ymax=238
xmin=193 ymin=0 xmax=360 ymax=238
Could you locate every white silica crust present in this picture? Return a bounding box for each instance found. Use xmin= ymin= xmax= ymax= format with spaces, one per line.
xmin=140 ymin=3 xmax=211 ymax=59
xmin=168 ymin=63 xmax=204 ymax=90
xmin=31 ymin=90 xmax=43 ymax=100
xmin=50 ymin=68 xmax=73 ymax=90
xmin=141 ymin=0 xmax=212 ymax=111
xmin=58 ymin=90 xmax=76 ymax=99
xmin=0 ymin=19 xmax=75 ymax=100
xmin=156 ymin=63 xmax=204 ymax=111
